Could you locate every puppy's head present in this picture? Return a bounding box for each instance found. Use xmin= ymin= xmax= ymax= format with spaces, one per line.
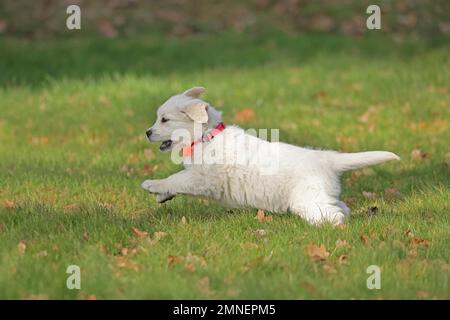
xmin=146 ymin=87 xmax=209 ymax=152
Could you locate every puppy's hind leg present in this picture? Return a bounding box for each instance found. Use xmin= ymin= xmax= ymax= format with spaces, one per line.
xmin=156 ymin=193 xmax=175 ymax=203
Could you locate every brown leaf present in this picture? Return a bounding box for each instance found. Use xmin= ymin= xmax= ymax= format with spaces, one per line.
xmin=234 ymin=108 xmax=255 ymax=123
xmin=17 ymin=241 xmax=27 ymax=254
xmin=131 ymin=227 xmax=148 ymax=238
xmin=360 ymin=234 xmax=369 ymax=246
xmin=359 ymin=106 xmax=378 ymax=124
xmin=445 ymin=151 xmax=450 ymax=169
xmin=384 ymin=188 xmax=402 ymax=199
xmin=367 ymin=206 xmax=378 ymax=217
xmin=304 ymin=244 xmax=330 ymax=262
xmin=404 ymin=229 xmax=414 ymax=238
xmin=115 ymin=256 xmax=140 ymax=271
xmin=29 ymin=136 xmax=49 ymax=145
xmin=143 ymin=148 xmax=154 ymax=160
xmin=338 ymin=254 xmax=348 ymax=265
xmin=35 ymin=250 xmax=48 ymax=258
xmin=2 ymin=199 xmax=15 ymax=209
xmin=362 ymin=191 xmax=376 ymax=199
xmin=410 ymin=238 xmax=430 ymax=248
xmin=335 ymin=239 xmax=350 ymax=249
xmin=411 ymin=149 xmax=428 ymax=160
xmin=322 ymin=262 xmax=336 ymax=273
xmin=153 ymin=231 xmax=168 ymax=241
xmin=255 ymin=209 xmax=273 ymax=222
xmin=254 ymin=229 xmax=267 ymax=237
xmin=167 ymin=255 xmax=184 ymax=266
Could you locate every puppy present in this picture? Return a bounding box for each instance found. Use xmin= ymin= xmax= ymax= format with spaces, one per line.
xmin=142 ymin=87 xmax=399 ymax=225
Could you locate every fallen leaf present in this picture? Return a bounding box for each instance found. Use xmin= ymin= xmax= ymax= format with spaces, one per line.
xmin=29 ymin=136 xmax=49 ymax=145
xmin=359 ymin=106 xmax=379 ymax=124
xmin=17 ymin=241 xmax=27 ymax=254
xmin=367 ymin=206 xmax=378 ymax=217
xmin=115 ymin=256 xmax=140 ymax=271
xmin=411 ymin=149 xmax=428 ymax=160
xmin=410 ymin=238 xmax=430 ymax=248
xmin=360 ymin=234 xmax=369 ymax=246
xmin=167 ymin=255 xmax=184 ymax=266
xmin=255 ymin=209 xmax=273 ymax=222
xmin=335 ymin=239 xmax=350 ymax=249
xmin=143 ymin=148 xmax=154 ymax=160
xmin=416 ymin=290 xmax=429 ymax=299
xmin=234 ymin=108 xmax=255 ymax=123
xmin=153 ymin=231 xmax=168 ymax=241
xmin=254 ymin=229 xmax=267 ymax=237
xmin=181 ymin=216 xmax=187 ymax=224
xmin=405 ymin=229 xmax=414 ymax=238
xmin=35 ymin=250 xmax=48 ymax=258
xmin=322 ymin=262 xmax=336 ymax=273
xmin=131 ymin=227 xmax=148 ymax=238
xmin=445 ymin=152 xmax=450 ymax=169
xmin=362 ymin=191 xmax=376 ymax=199
xmin=3 ymin=199 xmax=16 ymax=209
xmin=304 ymin=244 xmax=330 ymax=262
xmin=338 ymin=254 xmax=348 ymax=265
xmin=384 ymin=188 xmax=402 ymax=199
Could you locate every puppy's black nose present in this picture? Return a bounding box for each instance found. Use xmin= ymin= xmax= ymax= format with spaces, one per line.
xmin=146 ymin=129 xmax=152 ymax=138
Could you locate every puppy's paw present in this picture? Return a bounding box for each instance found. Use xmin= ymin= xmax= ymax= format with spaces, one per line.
xmin=141 ymin=179 xmax=160 ymax=193
xmin=156 ymin=193 xmax=175 ymax=203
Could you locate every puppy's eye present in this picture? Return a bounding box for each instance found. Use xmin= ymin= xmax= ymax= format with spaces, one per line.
xmin=161 ymin=117 xmax=169 ymax=123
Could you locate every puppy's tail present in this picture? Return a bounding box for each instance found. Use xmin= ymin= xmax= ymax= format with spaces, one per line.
xmin=331 ymin=151 xmax=400 ymax=172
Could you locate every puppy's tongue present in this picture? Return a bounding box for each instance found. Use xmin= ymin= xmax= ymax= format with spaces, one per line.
xmin=160 ymin=140 xmax=172 ymax=151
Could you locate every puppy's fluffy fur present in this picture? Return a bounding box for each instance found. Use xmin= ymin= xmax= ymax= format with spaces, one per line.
xmin=142 ymin=87 xmax=399 ymax=225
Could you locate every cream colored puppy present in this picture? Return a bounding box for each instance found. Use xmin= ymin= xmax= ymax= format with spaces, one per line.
xmin=142 ymin=87 xmax=399 ymax=225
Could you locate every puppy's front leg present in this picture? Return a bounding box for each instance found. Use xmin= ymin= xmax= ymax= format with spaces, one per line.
xmin=141 ymin=169 xmax=203 ymax=199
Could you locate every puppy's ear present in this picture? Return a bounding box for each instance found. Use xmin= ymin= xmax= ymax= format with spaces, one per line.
xmin=182 ymin=102 xmax=209 ymax=123
xmin=183 ymin=87 xmax=205 ymax=98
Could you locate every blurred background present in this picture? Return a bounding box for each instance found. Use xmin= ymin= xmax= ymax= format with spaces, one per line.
xmin=1 ymin=0 xmax=449 ymax=38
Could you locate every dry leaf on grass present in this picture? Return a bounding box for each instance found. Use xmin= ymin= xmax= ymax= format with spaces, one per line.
xmin=17 ymin=241 xmax=27 ymax=254
xmin=410 ymin=238 xmax=430 ymax=248
xmin=131 ymin=227 xmax=148 ymax=238
xmin=304 ymin=244 xmax=330 ymax=262
xmin=3 ymin=199 xmax=15 ymax=209
xmin=362 ymin=191 xmax=376 ymax=199
xmin=411 ymin=149 xmax=428 ymax=160
xmin=367 ymin=206 xmax=378 ymax=217
xmin=167 ymin=255 xmax=184 ymax=266
xmin=115 ymin=256 xmax=140 ymax=271
xmin=255 ymin=209 xmax=273 ymax=222
xmin=234 ymin=108 xmax=255 ymax=123
xmin=335 ymin=239 xmax=350 ymax=249
xmin=254 ymin=229 xmax=267 ymax=237
xmin=153 ymin=231 xmax=168 ymax=241
xmin=338 ymin=254 xmax=348 ymax=265
xmin=360 ymin=234 xmax=369 ymax=246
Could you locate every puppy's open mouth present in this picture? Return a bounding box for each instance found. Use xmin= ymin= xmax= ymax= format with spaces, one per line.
xmin=159 ymin=140 xmax=173 ymax=152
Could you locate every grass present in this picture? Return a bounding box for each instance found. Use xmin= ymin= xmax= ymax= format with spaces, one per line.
xmin=0 ymin=32 xmax=449 ymax=299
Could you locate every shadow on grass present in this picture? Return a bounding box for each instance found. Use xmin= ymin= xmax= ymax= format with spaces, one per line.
xmin=1 ymin=32 xmax=449 ymax=87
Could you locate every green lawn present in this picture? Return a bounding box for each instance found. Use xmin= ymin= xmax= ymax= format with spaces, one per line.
xmin=0 ymin=33 xmax=449 ymax=299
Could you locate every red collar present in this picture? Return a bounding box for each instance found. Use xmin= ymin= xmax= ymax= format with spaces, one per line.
xmin=182 ymin=122 xmax=226 ymax=157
